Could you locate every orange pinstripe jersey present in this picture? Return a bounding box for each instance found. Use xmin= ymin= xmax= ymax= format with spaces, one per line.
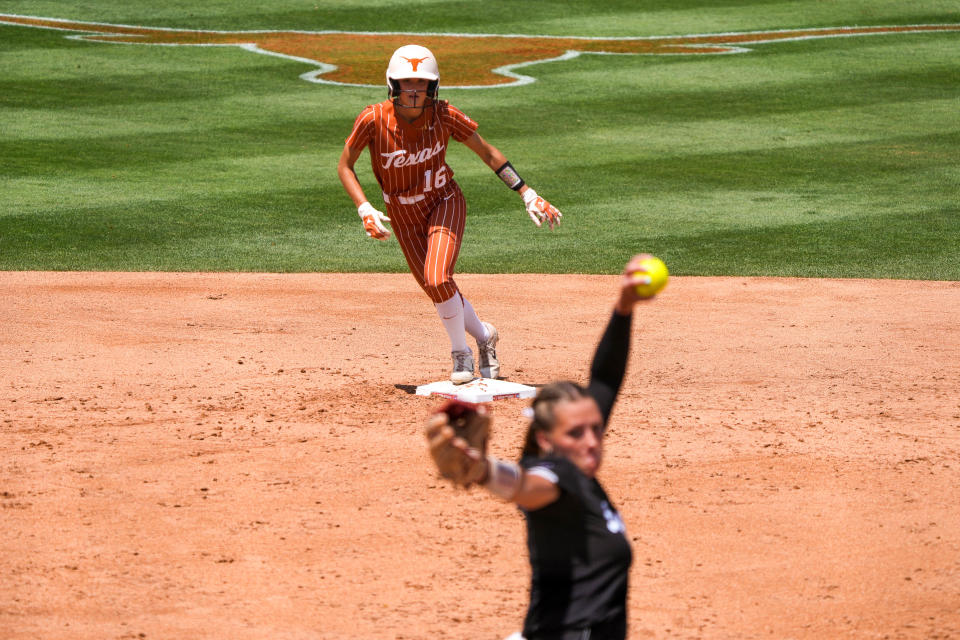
xmin=345 ymin=100 xmax=478 ymax=218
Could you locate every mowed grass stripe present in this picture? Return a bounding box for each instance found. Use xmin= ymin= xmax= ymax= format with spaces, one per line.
xmin=599 ymin=131 xmax=960 ymax=193
xmin=2 ymin=150 xmax=329 ymax=216
xmin=0 ymin=64 xmax=319 ymax=109
xmin=2 ymin=90 xmax=361 ymax=143
xmin=671 ymin=207 xmax=960 ymax=279
xmin=0 ymin=107 xmax=203 ymax=140
xmin=1 ymin=127 xmax=336 ymax=176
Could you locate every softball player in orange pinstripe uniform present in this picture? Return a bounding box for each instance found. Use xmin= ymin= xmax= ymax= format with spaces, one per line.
xmin=338 ymin=44 xmax=562 ymax=384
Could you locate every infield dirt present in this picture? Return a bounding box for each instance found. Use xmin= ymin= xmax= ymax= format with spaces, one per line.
xmin=2 ymin=272 xmax=958 ymax=639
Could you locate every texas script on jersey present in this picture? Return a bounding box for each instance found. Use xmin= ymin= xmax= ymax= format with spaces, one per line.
xmin=380 ymin=141 xmax=445 ymax=170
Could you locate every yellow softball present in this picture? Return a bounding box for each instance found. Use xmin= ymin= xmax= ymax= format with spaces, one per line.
xmin=633 ymin=256 xmax=669 ymax=298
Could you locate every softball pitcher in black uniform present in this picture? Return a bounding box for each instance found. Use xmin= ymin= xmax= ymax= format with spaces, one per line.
xmin=427 ymin=254 xmax=656 ymax=640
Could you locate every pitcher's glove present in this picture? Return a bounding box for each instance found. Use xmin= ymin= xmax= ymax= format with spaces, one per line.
xmin=426 ymin=400 xmax=490 ymax=487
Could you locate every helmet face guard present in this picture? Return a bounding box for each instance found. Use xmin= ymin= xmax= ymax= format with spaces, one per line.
xmin=386 ymin=44 xmax=439 ymax=104
xmin=387 ymin=78 xmax=439 ymax=101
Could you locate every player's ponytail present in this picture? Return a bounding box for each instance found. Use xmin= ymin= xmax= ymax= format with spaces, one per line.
xmin=520 ymin=381 xmax=591 ymax=458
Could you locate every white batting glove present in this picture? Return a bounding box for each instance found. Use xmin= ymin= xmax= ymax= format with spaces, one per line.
xmin=522 ymin=188 xmax=562 ymax=230
xmin=357 ymin=202 xmax=391 ymax=240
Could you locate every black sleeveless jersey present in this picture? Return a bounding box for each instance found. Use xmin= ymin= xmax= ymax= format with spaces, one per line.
xmin=520 ymin=456 xmax=631 ymax=638
xmin=520 ymin=311 xmax=634 ymax=639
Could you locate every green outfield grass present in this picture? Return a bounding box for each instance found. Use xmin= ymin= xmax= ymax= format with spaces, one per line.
xmin=1 ymin=1 xmax=958 ymax=277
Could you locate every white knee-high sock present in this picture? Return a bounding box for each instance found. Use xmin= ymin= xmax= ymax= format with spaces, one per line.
xmin=461 ymin=295 xmax=489 ymax=342
xmin=435 ymin=295 xmax=469 ymax=352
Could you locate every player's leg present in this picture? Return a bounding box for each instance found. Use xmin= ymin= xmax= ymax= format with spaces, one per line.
xmin=424 ymin=186 xmax=499 ymax=378
xmin=462 ymin=295 xmax=499 ymax=379
xmin=460 ymin=294 xmax=485 ymax=341
xmin=393 ymin=221 xmax=431 ymax=294
xmin=423 ymin=188 xmax=465 ymax=303
xmin=434 ymin=295 xmax=469 ymax=354
xmin=392 ymin=202 xmax=473 ymax=383
xmin=423 ymin=187 xmax=476 ymax=383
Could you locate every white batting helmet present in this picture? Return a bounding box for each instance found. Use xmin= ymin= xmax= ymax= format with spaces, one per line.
xmin=386 ymin=44 xmax=439 ymax=100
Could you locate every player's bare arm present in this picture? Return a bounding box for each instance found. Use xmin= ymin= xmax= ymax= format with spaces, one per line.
xmin=462 ymin=131 xmax=563 ymax=230
xmin=337 ymin=142 xmax=392 ymax=240
xmin=462 ymin=131 xmax=509 ymax=173
xmin=337 ymin=142 xmax=367 ymax=207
